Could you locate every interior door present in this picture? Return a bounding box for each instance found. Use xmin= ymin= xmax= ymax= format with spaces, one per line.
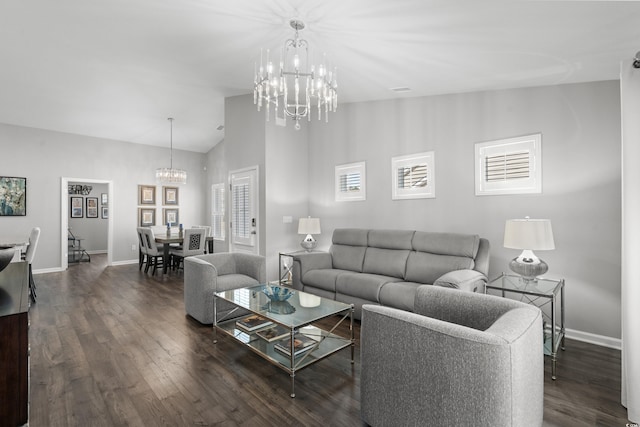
xmin=229 ymin=166 xmax=259 ymax=254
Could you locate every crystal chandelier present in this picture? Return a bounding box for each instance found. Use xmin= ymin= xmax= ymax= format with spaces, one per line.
xmin=254 ymin=19 xmax=338 ymax=130
xmin=156 ymin=117 xmax=187 ymax=184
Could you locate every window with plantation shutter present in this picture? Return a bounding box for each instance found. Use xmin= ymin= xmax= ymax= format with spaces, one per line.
xmin=211 ymin=183 xmax=225 ymax=240
xmin=392 ymin=151 xmax=435 ymax=200
xmin=232 ymin=180 xmax=250 ymax=243
xmin=475 ymin=134 xmax=542 ymax=196
xmin=335 ymin=161 xmax=366 ymax=201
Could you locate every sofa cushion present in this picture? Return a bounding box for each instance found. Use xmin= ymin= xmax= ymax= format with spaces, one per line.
xmin=330 ymin=229 xmax=369 ymax=272
xmin=412 ymin=231 xmax=480 ymax=258
xmin=303 ymin=268 xmax=352 ymax=293
xmin=333 ymin=228 xmax=369 ymax=246
xmin=336 ymin=272 xmax=402 ymax=302
xmin=378 ymin=282 xmax=424 ymax=312
xmin=216 ymin=274 xmax=259 ymax=292
xmin=363 ymin=248 xmax=410 ymax=279
xmin=368 ymin=229 xmax=414 ymax=250
xmin=405 ymin=252 xmax=475 ymax=284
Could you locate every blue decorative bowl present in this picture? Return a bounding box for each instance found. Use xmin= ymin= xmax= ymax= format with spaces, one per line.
xmin=261 ymin=285 xmax=295 ymax=302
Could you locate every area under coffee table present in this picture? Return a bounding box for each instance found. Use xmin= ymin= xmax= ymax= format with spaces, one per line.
xmin=213 ymin=285 xmax=355 ymax=398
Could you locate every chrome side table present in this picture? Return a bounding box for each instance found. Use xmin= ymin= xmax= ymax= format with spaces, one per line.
xmin=485 ymin=273 xmax=565 ymax=380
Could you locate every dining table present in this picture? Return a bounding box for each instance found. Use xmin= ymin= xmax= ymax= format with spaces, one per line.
xmin=154 ymin=234 xmax=214 ymax=274
xmin=0 ymin=237 xmax=29 ymax=261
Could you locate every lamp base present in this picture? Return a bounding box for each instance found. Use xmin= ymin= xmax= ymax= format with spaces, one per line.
xmin=509 ymin=257 xmax=548 ymax=281
xmin=300 ymin=234 xmax=317 ymax=252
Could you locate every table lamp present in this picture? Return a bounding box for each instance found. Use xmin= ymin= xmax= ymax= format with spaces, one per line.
xmin=298 ymin=217 xmax=321 ymax=252
xmin=504 ymin=217 xmax=555 ymax=281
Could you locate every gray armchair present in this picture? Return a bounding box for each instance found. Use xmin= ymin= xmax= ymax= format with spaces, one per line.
xmin=184 ymin=252 xmax=266 ymax=324
xmin=361 ymin=285 xmax=543 ymax=427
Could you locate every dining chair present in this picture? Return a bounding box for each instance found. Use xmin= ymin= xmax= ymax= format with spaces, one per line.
xmin=192 ymin=225 xmax=212 ymax=253
xmin=170 ymin=228 xmax=206 ymax=271
xmin=136 ymin=227 xmax=149 ymax=271
xmin=140 ymin=227 xmax=164 ymax=275
xmin=24 ymin=227 xmax=41 ymax=303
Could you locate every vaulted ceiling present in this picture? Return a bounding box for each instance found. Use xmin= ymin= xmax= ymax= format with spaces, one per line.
xmin=0 ymin=0 xmax=638 ymax=153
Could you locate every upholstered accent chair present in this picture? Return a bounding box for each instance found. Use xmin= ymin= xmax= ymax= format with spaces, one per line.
xmin=184 ymin=252 xmax=266 ymax=324
xmin=361 ymin=285 xmax=543 ymax=427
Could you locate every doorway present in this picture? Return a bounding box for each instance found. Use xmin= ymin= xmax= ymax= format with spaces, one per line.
xmin=60 ymin=177 xmax=114 ymax=269
xmin=229 ymin=166 xmax=259 ymax=254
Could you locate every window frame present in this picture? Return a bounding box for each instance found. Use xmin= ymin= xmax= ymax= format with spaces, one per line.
xmin=335 ymin=161 xmax=366 ymax=202
xmin=391 ymin=151 xmax=435 ymax=200
xmin=475 ymin=133 xmax=542 ymax=196
xmin=211 ymin=182 xmax=225 ymax=241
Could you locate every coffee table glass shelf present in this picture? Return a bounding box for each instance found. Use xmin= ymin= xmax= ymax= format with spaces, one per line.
xmin=485 ymin=273 xmax=565 ymax=380
xmin=213 ymin=285 xmax=355 ymax=397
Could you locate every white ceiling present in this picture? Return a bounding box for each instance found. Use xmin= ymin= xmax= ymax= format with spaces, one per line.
xmin=0 ymin=0 xmax=638 ymax=153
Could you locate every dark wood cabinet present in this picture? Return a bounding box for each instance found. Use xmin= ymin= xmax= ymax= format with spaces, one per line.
xmin=0 ymin=262 xmax=29 ymax=426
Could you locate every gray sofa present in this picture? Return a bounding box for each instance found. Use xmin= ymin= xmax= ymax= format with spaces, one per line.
xmin=292 ymin=228 xmax=490 ymax=318
xmin=361 ymin=285 xmax=543 ymax=426
xmin=184 ymin=253 xmax=266 ymax=324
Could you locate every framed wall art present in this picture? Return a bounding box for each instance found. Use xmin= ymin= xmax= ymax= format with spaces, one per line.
xmin=70 ymin=196 xmax=83 ymax=218
xmin=86 ymin=197 xmax=98 ymax=218
xmin=138 ymin=208 xmax=156 ymax=226
xmin=163 ymin=208 xmax=179 ymax=226
xmin=101 ymin=193 xmax=108 ymax=205
xmin=138 ymin=184 xmax=156 ymax=205
xmin=0 ymin=176 xmax=27 ymax=216
xmin=163 ymin=186 xmax=179 ymax=205
xmin=101 ymin=206 xmax=109 ymax=219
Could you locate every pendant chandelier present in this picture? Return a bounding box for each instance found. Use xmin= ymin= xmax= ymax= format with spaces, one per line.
xmin=254 ymin=19 xmax=338 ymax=130
xmin=156 ymin=117 xmax=187 ymax=184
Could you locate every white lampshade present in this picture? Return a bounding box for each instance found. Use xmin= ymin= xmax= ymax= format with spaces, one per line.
xmin=298 ymin=217 xmax=321 ymax=235
xmin=504 ymin=218 xmax=555 ymax=250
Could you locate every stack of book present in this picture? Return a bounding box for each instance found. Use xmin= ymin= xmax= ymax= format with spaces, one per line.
xmin=274 ymin=333 xmax=318 ymax=357
xmin=235 ymin=315 xmax=273 ymax=332
xmin=256 ymin=325 xmax=291 ymax=342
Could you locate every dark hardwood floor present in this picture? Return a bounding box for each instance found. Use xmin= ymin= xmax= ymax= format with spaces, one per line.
xmin=27 ymin=255 xmax=631 ymax=426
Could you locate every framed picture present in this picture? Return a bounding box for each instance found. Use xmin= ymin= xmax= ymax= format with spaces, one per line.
xmin=86 ymin=197 xmax=98 ymax=218
xmin=101 ymin=206 xmax=108 ymax=219
xmin=163 ymin=186 xmax=179 ymax=205
xmin=391 ymin=151 xmax=436 ymax=200
xmin=163 ymin=208 xmax=179 ymax=226
xmin=138 ymin=208 xmax=156 ymax=226
xmin=70 ymin=196 xmax=83 ymax=218
xmin=101 ymin=193 xmax=108 ymax=205
xmin=335 ymin=161 xmax=366 ymax=202
xmin=0 ymin=176 xmax=27 ymax=216
xmin=138 ymin=185 xmax=156 ymax=205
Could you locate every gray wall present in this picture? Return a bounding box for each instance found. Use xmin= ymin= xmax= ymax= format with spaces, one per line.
xmin=307 ymin=80 xmax=621 ymax=341
xmin=0 ymin=123 xmax=206 ymax=270
xmin=211 ymin=81 xmax=621 ymax=342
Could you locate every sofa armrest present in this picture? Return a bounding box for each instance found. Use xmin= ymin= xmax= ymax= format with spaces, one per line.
xmin=433 ymin=269 xmax=487 ymax=292
xmin=291 ymin=252 xmax=333 ymax=290
xmin=184 ymin=256 xmax=218 ymax=324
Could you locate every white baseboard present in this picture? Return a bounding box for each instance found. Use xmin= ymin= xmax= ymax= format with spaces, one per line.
xmin=565 ymin=328 xmax=621 ymax=350
xmin=33 ymin=267 xmax=64 ymax=275
xmin=111 ymin=259 xmax=138 ymax=266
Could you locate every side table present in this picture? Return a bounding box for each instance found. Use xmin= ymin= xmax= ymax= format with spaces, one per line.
xmin=278 ymin=250 xmax=306 ymax=286
xmin=485 ymin=273 xmax=565 ymax=380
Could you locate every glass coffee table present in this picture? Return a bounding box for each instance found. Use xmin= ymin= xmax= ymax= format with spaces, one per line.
xmin=213 ymin=285 xmax=355 ymax=397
